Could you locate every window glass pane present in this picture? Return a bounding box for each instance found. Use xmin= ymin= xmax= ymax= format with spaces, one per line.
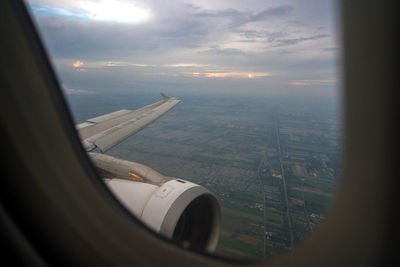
xmin=25 ymin=0 xmax=342 ymax=259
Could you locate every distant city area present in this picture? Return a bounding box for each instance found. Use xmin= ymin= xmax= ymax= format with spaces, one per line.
xmin=67 ymin=92 xmax=342 ymax=259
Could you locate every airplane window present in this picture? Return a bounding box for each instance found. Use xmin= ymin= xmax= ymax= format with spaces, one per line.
xmin=24 ymin=0 xmax=342 ymax=259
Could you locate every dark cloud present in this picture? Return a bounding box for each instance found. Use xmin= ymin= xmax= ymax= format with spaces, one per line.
xmin=194 ymin=5 xmax=293 ymax=27
xmin=202 ymin=46 xmax=246 ymax=56
xmin=34 ymin=12 xmax=213 ymax=60
xmin=249 ymin=6 xmax=293 ymax=22
xmin=238 ymin=39 xmax=257 ymax=43
xmin=238 ymin=30 xmax=287 ymax=42
xmin=322 ymin=47 xmax=338 ymax=51
xmin=272 ymin=34 xmax=329 ymax=47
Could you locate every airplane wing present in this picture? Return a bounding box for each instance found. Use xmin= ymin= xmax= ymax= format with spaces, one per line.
xmin=77 ymin=93 xmax=180 ymax=152
xmin=74 ymin=93 xmax=220 ymax=250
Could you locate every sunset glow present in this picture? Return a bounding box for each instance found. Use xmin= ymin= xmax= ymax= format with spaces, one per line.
xmin=190 ymin=72 xmax=271 ymax=79
xmin=73 ymin=60 xmax=84 ymax=68
xmin=289 ymin=80 xmax=334 ymax=86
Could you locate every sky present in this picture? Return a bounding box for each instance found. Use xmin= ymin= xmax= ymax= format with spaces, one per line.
xmin=25 ymin=0 xmax=341 ymax=98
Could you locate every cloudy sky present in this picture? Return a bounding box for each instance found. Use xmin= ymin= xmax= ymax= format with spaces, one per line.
xmin=25 ymin=0 xmax=341 ymax=98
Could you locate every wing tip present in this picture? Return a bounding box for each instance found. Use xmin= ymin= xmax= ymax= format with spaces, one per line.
xmin=161 ymin=93 xmax=171 ymax=100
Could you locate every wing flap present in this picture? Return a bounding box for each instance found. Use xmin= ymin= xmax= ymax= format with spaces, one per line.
xmin=76 ymin=109 xmax=132 ymax=130
xmin=87 ymin=109 xmax=132 ymax=123
xmin=80 ymin=96 xmax=180 ymax=152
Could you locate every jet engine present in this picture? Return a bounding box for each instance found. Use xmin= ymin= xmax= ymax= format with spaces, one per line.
xmin=90 ymin=152 xmax=221 ymax=252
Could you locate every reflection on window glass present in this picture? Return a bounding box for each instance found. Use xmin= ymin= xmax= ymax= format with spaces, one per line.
xmin=25 ymin=0 xmax=342 ymax=259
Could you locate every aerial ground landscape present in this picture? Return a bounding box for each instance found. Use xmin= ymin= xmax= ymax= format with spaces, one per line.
xmin=67 ymin=92 xmax=342 ymax=258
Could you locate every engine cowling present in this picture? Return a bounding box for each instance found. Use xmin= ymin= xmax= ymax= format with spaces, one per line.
xmin=89 ymin=152 xmax=221 ymax=252
xmin=105 ymin=178 xmax=221 ymax=252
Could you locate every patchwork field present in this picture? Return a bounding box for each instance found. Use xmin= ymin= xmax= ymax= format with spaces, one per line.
xmin=68 ymin=93 xmax=342 ymax=258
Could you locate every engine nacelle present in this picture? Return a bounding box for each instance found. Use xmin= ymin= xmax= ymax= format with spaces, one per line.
xmin=105 ymin=178 xmax=221 ymax=252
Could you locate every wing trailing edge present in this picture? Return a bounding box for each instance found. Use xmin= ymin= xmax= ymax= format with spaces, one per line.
xmin=77 ymin=94 xmax=180 ymax=152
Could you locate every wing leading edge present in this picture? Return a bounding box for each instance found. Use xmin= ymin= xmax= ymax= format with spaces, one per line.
xmin=77 ymin=93 xmax=180 ymax=152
